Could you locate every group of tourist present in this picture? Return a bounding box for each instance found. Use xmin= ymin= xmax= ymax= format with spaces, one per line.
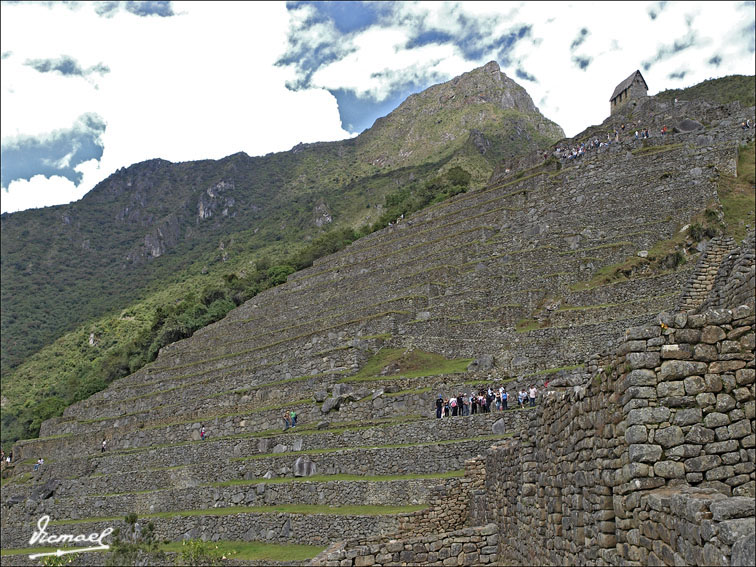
xmin=555 ymin=121 xmax=659 ymax=162
xmin=434 ymin=385 xmax=538 ymax=418
xmin=282 ymin=410 xmax=298 ymax=431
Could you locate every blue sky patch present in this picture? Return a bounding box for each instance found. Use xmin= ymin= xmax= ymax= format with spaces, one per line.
xmin=25 ymin=55 xmax=109 ymax=77
xmin=1 ymin=114 xmax=106 ymax=188
xmin=406 ymin=30 xmax=455 ymax=50
xmin=642 ymin=29 xmax=698 ymax=71
xmin=330 ymin=85 xmax=423 ymax=133
xmin=288 ymin=0 xmax=384 ymax=34
xmin=125 ymin=1 xmax=174 ymax=17
xmin=708 ymin=55 xmax=722 ymax=66
xmin=573 ymin=56 xmax=591 ymax=70
xmin=95 ymin=1 xmax=174 ymax=18
xmin=515 ymin=68 xmax=537 ymax=83
xmin=570 ymin=28 xmax=589 ymax=51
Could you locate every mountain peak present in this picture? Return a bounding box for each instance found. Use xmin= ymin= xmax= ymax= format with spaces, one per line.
xmin=356 ymin=61 xmax=563 ymax=167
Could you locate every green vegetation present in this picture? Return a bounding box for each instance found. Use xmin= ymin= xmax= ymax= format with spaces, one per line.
xmin=105 ymin=513 xmax=163 ymax=567
xmin=173 ymin=539 xmax=223 ymax=566
xmin=2 ymin=64 xmax=565 ymax=453
xmin=344 ymin=348 xmax=472 ymax=381
xmin=160 ymin=540 xmax=325 ymax=563
xmin=718 ymin=140 xmax=755 ymax=242
xmin=515 ymin=318 xmax=543 ymax=333
xmin=50 ymin=504 xmax=427 ymax=526
xmin=655 ymin=75 xmax=755 ymax=108
xmin=208 ymin=470 xmax=464 ymax=488
xmin=0 ymin=169 xmax=477 ymax=451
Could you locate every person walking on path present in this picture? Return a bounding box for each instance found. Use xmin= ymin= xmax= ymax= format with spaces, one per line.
xmin=200 ymin=425 xmax=206 ymax=440
xmin=529 ymin=385 xmax=537 ymax=407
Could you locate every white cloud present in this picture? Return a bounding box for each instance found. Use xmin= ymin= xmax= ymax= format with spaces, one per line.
xmin=494 ymin=1 xmax=755 ymax=136
xmin=1 ymin=173 xmax=84 ymax=213
xmin=1 ymin=1 xmax=351 ymax=213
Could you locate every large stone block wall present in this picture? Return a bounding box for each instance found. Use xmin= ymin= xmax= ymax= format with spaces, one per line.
xmin=628 ymin=487 xmax=755 ymax=566
xmin=480 ymin=301 xmax=754 ymax=566
xmin=483 ymin=375 xmax=623 ymax=565
xmin=311 ymin=524 xmax=499 ymax=567
xmin=310 ymin=458 xmax=493 ymax=567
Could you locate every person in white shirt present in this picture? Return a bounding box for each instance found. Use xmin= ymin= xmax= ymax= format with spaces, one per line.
xmin=528 ymin=385 xmax=537 ymax=407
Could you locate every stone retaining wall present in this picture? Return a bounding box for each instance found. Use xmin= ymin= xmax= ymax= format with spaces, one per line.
xmin=479 ymin=301 xmax=754 ymax=566
xmin=15 ymin=388 xmax=526 ymax=464
xmin=310 ymin=524 xmax=499 ymax=566
xmin=1 ymin=512 xmax=399 ymax=549
xmin=47 ymin=477 xmax=442 ymax=520
xmin=627 ymin=487 xmax=755 ymax=565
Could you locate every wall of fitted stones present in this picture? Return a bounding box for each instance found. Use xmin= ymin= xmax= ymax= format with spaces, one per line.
xmin=305 ymin=457 xmax=488 ymax=566
xmin=396 ymin=456 xmax=486 ymax=537
xmin=626 ymin=487 xmax=755 ymax=566
xmin=310 ymin=524 xmax=499 ymax=567
xmin=478 ymin=302 xmax=755 ymax=566
xmin=483 ymin=371 xmax=624 ymax=566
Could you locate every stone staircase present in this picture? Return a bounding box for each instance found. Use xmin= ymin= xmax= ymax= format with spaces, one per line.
xmin=677 ymin=235 xmax=738 ymax=311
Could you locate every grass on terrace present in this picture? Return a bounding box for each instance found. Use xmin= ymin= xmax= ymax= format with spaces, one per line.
xmin=48 ymin=504 xmax=427 ymax=526
xmin=719 ymin=140 xmax=755 ymax=243
xmin=235 ymin=433 xmax=511 ymax=462
xmin=344 ymin=348 xmax=472 ymax=382
xmin=209 ymin=469 xmax=465 ymax=488
xmin=1 ymin=542 xmax=327 ymax=562
xmin=160 ymin=540 xmax=326 ymax=562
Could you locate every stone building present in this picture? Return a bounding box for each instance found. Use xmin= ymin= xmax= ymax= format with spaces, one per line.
xmin=610 ymin=69 xmax=648 ymax=115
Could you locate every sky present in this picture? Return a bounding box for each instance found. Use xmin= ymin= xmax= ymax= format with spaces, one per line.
xmin=1 ymin=1 xmax=754 ymax=214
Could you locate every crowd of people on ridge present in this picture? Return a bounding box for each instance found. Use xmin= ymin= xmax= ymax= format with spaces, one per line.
xmin=434 ymin=385 xmax=540 ymax=418
xmin=554 ymin=122 xmax=658 ymax=162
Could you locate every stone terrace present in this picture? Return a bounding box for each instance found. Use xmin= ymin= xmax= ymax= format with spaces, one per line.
xmin=2 ymin=98 xmax=754 ymax=564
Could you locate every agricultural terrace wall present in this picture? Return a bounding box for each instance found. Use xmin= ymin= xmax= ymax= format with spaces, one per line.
xmin=0 ymin=512 xmax=399 ymax=549
xmin=14 ymin=386 xmax=529 ymax=464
